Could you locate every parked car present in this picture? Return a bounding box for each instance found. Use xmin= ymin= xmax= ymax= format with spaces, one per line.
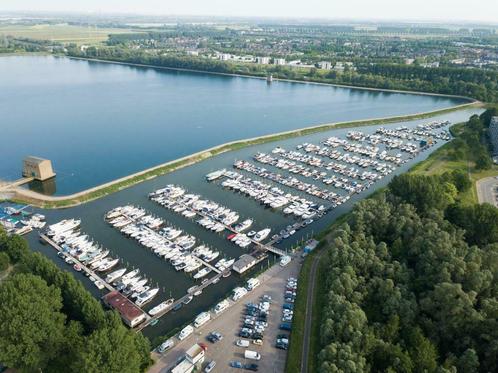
xmin=244 ymin=363 xmax=259 ymax=371
xmin=236 ymin=339 xmax=250 ymax=347
xmin=204 ymin=360 xmax=216 ymax=373
xmin=279 ymin=323 xmax=292 ymax=331
xmin=230 ymin=361 xmax=243 ymax=368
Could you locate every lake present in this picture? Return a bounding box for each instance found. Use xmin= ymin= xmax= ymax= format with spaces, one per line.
xmin=0 ymin=55 xmax=468 ymax=195
xmin=21 ymin=108 xmax=482 ymax=342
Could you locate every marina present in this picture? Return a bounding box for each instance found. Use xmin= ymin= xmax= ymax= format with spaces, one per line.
xmin=15 ymin=107 xmax=483 ymax=341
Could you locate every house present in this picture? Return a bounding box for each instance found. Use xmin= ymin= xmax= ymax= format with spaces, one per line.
xmin=102 ymin=291 xmax=146 ymax=327
xmin=22 ymin=156 xmax=56 ymax=181
xmin=233 ymin=254 xmax=257 ymax=274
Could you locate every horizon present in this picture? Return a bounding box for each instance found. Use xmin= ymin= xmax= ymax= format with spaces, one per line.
xmin=1 ymin=0 xmax=498 ymax=24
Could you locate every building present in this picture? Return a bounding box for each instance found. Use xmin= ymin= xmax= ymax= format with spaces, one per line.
xmin=171 ymin=344 xmax=205 ymax=373
xmin=102 ymin=291 xmax=146 ymax=327
xmin=22 ymin=156 xmax=56 ymax=181
xmin=256 ymin=56 xmax=270 ymax=64
xmin=318 ymin=61 xmax=332 ymax=70
xmin=274 ymin=58 xmax=286 ymax=65
xmin=233 ymin=254 xmax=257 ymax=274
xmin=303 ymin=239 xmax=319 ymax=254
xmin=489 ymin=117 xmax=498 ymax=156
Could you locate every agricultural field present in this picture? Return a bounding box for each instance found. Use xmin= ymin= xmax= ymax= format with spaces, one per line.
xmin=0 ymin=24 xmax=139 ymax=45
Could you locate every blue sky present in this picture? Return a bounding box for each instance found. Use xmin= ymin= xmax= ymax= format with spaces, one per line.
xmin=1 ymin=0 xmax=497 ymax=23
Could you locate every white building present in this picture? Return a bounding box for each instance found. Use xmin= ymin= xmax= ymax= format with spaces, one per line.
xmin=274 ymin=58 xmax=286 ymax=65
xmin=318 ymin=61 xmax=332 ymax=70
xmin=233 ymin=254 xmax=257 ymax=274
xmin=256 ymin=56 xmax=271 ymax=64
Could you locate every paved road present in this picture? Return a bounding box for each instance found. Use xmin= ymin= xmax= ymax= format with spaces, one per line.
xmin=149 ymin=258 xmax=302 ymax=373
xmin=300 ymin=249 xmax=326 ymax=373
xmin=476 ymin=176 xmax=498 ymax=207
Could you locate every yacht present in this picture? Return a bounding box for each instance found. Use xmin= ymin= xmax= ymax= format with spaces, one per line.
xmin=105 ymin=268 xmax=126 ymax=283
xmin=234 ymin=219 xmax=253 ymax=232
xmin=148 ymin=298 xmax=175 ymax=316
xmin=254 ymin=228 xmax=271 ymax=242
xmin=206 ymin=169 xmax=226 ymax=181
xmin=193 ymin=267 xmax=212 ymax=279
xmin=135 ymin=288 xmax=159 ymax=307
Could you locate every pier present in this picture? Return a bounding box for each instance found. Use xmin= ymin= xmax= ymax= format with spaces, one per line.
xmin=40 ymin=233 xmax=116 ymax=292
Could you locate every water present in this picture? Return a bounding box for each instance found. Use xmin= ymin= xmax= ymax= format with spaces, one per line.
xmin=0 ymin=56 xmax=468 ymax=195
xmin=21 ymin=108 xmax=481 ymax=342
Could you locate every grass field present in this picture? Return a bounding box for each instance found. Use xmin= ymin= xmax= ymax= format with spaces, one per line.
xmin=0 ymin=24 xmax=138 ymax=45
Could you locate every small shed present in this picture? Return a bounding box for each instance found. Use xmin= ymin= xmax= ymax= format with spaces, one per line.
xmin=22 ymin=156 xmax=56 ymax=181
xmin=233 ymin=254 xmax=257 ymax=274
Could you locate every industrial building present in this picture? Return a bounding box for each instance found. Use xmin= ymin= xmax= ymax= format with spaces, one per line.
xmin=22 ymin=156 xmax=56 ymax=181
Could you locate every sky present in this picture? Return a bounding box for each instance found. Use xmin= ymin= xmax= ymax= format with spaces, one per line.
xmin=1 ymin=0 xmax=498 ymax=23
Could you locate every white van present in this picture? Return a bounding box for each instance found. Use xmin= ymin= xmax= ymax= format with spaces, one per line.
xmin=244 ymin=350 xmax=261 ymax=360
xmin=246 ymin=278 xmax=260 ymax=291
xmin=236 ymin=339 xmax=250 ymax=347
xmin=232 ymin=287 xmax=248 ymax=301
xmin=178 ymin=324 xmax=194 ymax=340
xmin=280 ymin=255 xmax=291 ymax=267
xmin=194 ymin=312 xmax=211 ymax=328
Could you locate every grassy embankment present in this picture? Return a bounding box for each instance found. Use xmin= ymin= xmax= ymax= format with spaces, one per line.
xmin=410 ymin=122 xmax=498 ymax=204
xmin=0 ymin=24 xmax=139 ymax=45
xmin=5 ymin=102 xmax=480 ymax=209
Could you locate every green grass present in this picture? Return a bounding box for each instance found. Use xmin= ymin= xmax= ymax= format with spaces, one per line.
xmin=410 ymin=136 xmax=498 ymax=205
xmin=0 ymin=24 xmax=139 ymax=45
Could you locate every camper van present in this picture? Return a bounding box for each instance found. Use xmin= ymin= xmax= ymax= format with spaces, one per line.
xmin=232 ymin=287 xmax=248 ymax=301
xmin=214 ymin=299 xmax=229 ymax=314
xmin=246 ymin=278 xmax=260 ymax=291
xmin=194 ymin=312 xmax=211 ymax=328
xmin=178 ymin=324 xmax=194 ymax=340
xmin=280 ymin=255 xmax=291 ymax=267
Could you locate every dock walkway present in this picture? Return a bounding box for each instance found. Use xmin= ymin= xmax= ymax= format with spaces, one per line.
xmin=40 ymin=233 xmax=115 ymax=292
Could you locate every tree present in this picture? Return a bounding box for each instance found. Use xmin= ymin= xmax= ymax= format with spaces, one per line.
xmin=0 ymin=273 xmax=67 ymax=371
xmin=0 ymin=251 xmax=9 ymax=271
xmin=72 ymin=312 xmax=149 ymax=373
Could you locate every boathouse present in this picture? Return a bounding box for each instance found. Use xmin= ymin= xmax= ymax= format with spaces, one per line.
xmin=102 ymin=291 xmax=146 ymax=327
xmin=233 ymin=254 xmax=257 ymax=274
xmin=22 ymin=156 xmax=56 ymax=181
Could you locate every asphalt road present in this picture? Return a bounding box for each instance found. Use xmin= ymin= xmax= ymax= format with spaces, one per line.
xmin=150 ymin=258 xmax=302 ymax=373
xmin=476 ymin=176 xmax=498 ymax=207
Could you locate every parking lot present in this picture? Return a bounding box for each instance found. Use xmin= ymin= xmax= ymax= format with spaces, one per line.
xmin=149 ymin=257 xmax=302 ymax=373
xmin=476 ymin=176 xmax=498 ymax=207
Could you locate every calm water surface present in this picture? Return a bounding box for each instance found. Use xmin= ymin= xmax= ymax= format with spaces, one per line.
xmin=0 ymin=56 xmax=467 ymax=194
xmin=22 ymin=108 xmax=481 ymax=342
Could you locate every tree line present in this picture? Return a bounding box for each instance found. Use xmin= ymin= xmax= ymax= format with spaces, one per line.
xmin=66 ymin=46 xmax=498 ymax=102
xmin=0 ymin=230 xmax=152 ymax=372
xmin=316 ymin=169 xmax=498 ymax=372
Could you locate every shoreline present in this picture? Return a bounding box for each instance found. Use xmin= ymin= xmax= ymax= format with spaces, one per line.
xmin=65 ymin=55 xmax=476 ymax=102
xmin=3 ymin=101 xmax=480 ymax=209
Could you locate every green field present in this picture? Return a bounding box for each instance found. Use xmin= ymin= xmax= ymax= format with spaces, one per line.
xmin=0 ymin=24 xmax=139 ymax=45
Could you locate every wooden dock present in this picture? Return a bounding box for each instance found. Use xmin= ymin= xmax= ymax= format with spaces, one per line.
xmin=40 ymin=233 xmax=116 ymax=292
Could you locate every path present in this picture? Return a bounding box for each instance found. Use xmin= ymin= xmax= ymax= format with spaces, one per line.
xmin=300 ymin=249 xmax=326 ymax=373
xmin=476 ymin=176 xmax=498 ymax=207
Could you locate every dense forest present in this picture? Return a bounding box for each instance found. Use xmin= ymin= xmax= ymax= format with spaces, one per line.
xmin=67 ymin=46 xmax=498 ymax=102
xmin=316 ymin=170 xmax=498 ymax=372
xmin=0 ymin=231 xmax=152 ymax=372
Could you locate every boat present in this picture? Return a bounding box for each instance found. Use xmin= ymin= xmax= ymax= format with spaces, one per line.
xmin=254 ymin=228 xmax=271 ymax=242
xmin=172 ymin=303 xmax=182 ymax=312
xmin=182 ymin=295 xmax=193 ymax=305
xmin=94 ymin=280 xmax=105 ymax=290
xmin=135 ymin=288 xmax=159 ymax=307
xmin=206 ymin=169 xmax=226 ymax=181
xmin=105 ymin=268 xmax=127 ymax=283
xmin=227 ymin=233 xmax=237 ymax=240
xmin=193 ymin=267 xmax=212 ymax=279
xmin=148 ymin=298 xmax=175 ymax=316
xmin=96 ymin=258 xmax=119 ymax=272
xmin=117 ymin=268 xmax=140 ymax=284
xmin=73 ymin=264 xmax=82 ymax=272
xmin=234 ymin=219 xmax=253 ymax=232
